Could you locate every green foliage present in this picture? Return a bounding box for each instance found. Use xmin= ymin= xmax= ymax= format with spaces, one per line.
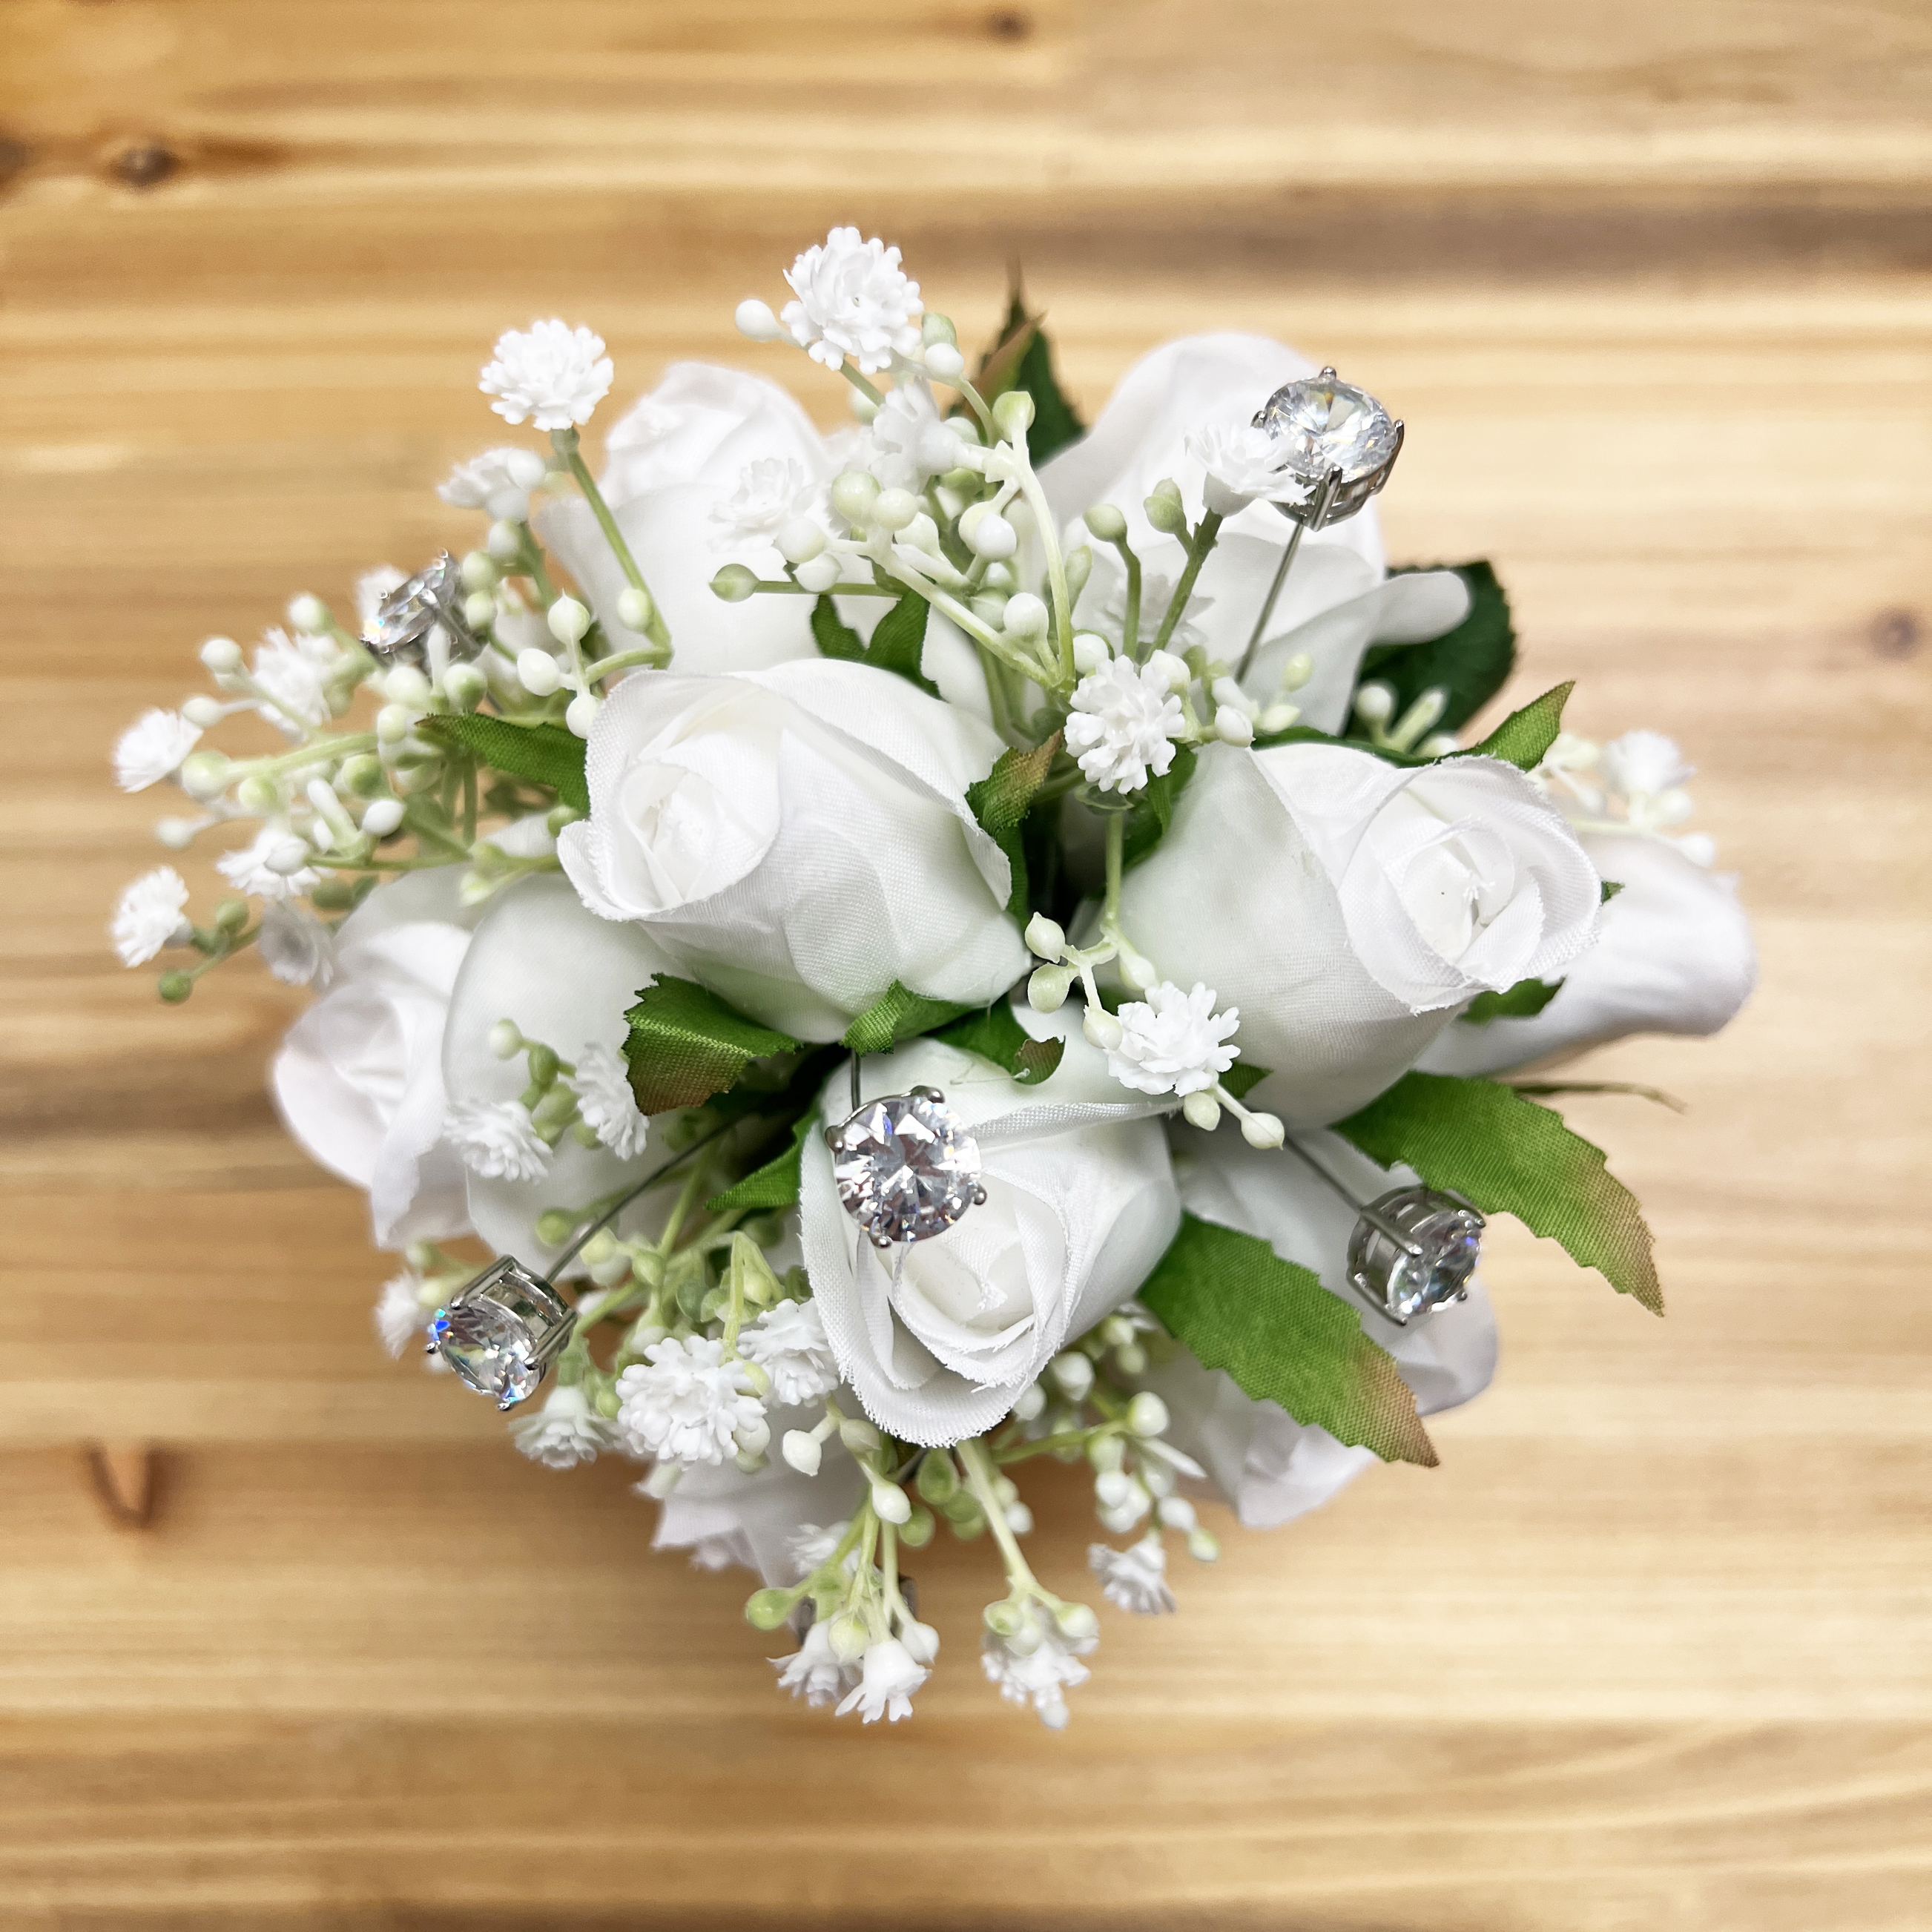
xmin=1121 ymin=745 xmax=1198 ymax=869
xmin=1219 ymin=1062 xmax=1269 ymax=1101
xmin=810 ymin=588 xmax=939 ymax=696
xmin=1138 ymin=1215 xmax=1437 ymax=1466
xmin=622 ymin=977 xmax=802 ymax=1116
xmin=965 ymin=733 xmax=1061 ymax=917
xmin=932 ymin=1002 xmax=1065 ymax=1086
xmin=706 ymin=1112 xmax=817 ymax=1216
xmin=1333 ymin=1072 xmax=1662 ymax=1313
xmin=840 ymin=982 xmax=977 ymax=1056
xmin=1460 ymin=682 xmax=1573 ymax=771
xmin=1460 ymin=977 xmax=1564 ymax=1026
xmin=1359 ymin=562 xmax=1516 ymax=734
xmin=975 ymin=286 xmax=1084 ymax=464
xmin=1601 ymin=879 xmax=1625 ymax=903
xmin=419 ymin=713 xmax=589 ymax=811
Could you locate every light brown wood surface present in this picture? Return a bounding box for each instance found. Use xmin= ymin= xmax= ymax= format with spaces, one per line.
xmin=3 ymin=1 xmax=1930 ymax=1924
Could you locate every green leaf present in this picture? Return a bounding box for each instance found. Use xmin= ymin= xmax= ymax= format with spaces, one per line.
xmin=932 ymin=1003 xmax=1065 ymax=1086
xmin=1138 ymin=1214 xmax=1437 ymax=1466
xmin=1460 ymin=977 xmax=1563 ymax=1026
xmin=706 ymin=1111 xmax=817 ymax=1215
xmin=623 ymin=977 xmax=802 ymax=1115
xmin=1601 ymin=879 xmax=1625 ymax=903
xmin=966 ymin=733 xmax=1061 ymax=917
xmin=811 ymin=588 xmax=938 ymax=695
xmin=1219 ymin=1062 xmax=1270 ymax=1101
xmin=840 ymin=982 xmax=977 ymax=1057
xmin=1359 ymin=562 xmax=1516 ymax=733
xmin=1460 ymin=681 xmax=1573 ymax=771
xmin=1333 ymin=1072 xmax=1662 ymax=1313
xmin=419 ymin=714 xmax=588 ymax=812
xmin=976 ymin=283 xmax=1084 ymax=464
xmin=1121 ymin=744 xmax=1198 ymax=869
xmin=810 ymin=595 xmax=865 ymax=662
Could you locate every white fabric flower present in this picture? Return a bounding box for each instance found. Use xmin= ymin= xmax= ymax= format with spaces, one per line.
xmin=444 ymin=1098 xmax=550 ymax=1183
xmin=1116 ymin=744 xmax=1599 ymax=1124
xmin=114 ymin=709 xmax=201 ymax=792
xmin=1420 ymin=829 xmax=1755 ymax=1078
xmin=564 ymin=1039 xmax=650 ymax=1160
xmin=251 ymin=627 xmax=337 ymax=733
xmin=511 ymin=1382 xmax=614 ymax=1469
xmin=649 ymin=1439 xmax=867 ymax=1585
xmin=373 ymin=1268 xmax=432 ymax=1356
xmin=438 ymin=446 xmax=547 ymax=523
xmin=217 ymin=826 xmax=322 ymax=900
xmin=558 ymin=660 xmax=1028 ymax=1041
xmin=1064 ymin=655 xmax=1186 ymax=794
xmin=616 ymin=1335 xmax=765 ymax=1467
xmin=258 ymin=900 xmax=336 ymax=987
xmin=272 ymin=867 xmax=478 ymax=1247
xmin=1186 ymin=419 xmax=1312 ymax=517
xmin=773 ymin=1618 xmax=856 ymax=1709
xmin=710 ymin=455 xmax=814 ymax=542
xmin=836 ymin=1635 xmax=928 ymax=1723
xmin=1141 ymin=1126 xmax=1498 ymax=1529
xmin=1089 ymin=1535 xmax=1176 ymax=1615
xmin=800 ymin=1012 xmax=1181 ymax=1444
xmin=479 ymin=320 xmax=613 ymax=429
xmin=781 ymin=227 xmax=923 ymax=375
xmin=980 ymin=1620 xmax=1095 ymax=1729
xmin=111 ymin=866 xmax=190 ymax=966
xmin=1107 ymin=981 xmax=1239 ymax=1098
xmin=738 ymin=1298 xmax=840 ymax=1408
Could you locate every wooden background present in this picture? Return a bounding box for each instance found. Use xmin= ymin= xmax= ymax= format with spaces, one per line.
xmin=3 ymin=1 xmax=1930 ymax=1923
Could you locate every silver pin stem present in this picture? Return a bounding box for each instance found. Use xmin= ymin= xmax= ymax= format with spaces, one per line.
xmin=850 ymin=1052 xmax=863 ymax=1115
xmin=1236 ymin=468 xmax=1341 ymax=684
xmin=1276 ymin=1133 xmax=1426 ymax=1259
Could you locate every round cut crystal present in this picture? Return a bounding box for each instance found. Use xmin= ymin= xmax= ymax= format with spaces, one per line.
xmin=831 ymin=1089 xmax=983 ymax=1247
xmin=1384 ymin=1209 xmax=1483 ymax=1320
xmin=430 ymin=1297 xmax=548 ymax=1405
xmin=1346 ymin=1187 xmax=1485 ymax=1325
xmin=366 ymin=552 xmax=478 ymax=665
xmin=1254 ymin=374 xmax=1400 ymax=487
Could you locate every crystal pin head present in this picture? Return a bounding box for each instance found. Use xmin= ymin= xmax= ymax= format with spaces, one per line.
xmin=426 ymin=1256 xmax=576 ymax=1408
xmin=365 ymin=552 xmax=482 ymax=667
xmin=1346 ymin=1187 xmax=1484 ymax=1325
xmin=1253 ymin=369 xmax=1403 ymax=530
xmin=827 ymin=1085 xmax=988 ymax=1249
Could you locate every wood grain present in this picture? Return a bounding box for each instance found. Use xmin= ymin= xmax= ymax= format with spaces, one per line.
xmin=2 ymin=0 xmax=1929 ymax=1923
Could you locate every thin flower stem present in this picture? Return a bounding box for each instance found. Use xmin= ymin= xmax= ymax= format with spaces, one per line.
xmin=1150 ymin=508 xmax=1223 ymax=656
xmin=1110 ymin=537 xmax=1145 ymax=660
xmin=1104 ymin=813 xmax=1125 ymax=929
xmin=231 ymin=733 xmax=378 ymax=781
xmin=952 ymin=376 xmax=998 ymax=442
xmin=1009 ymin=458 xmax=1077 ymax=686
xmin=516 ymin=528 xmax=561 ymax=609
xmin=876 ymin=550 xmax=1057 ymax=691
xmin=995 ymin=1422 xmax=1121 ymax=1466
xmin=748 ymin=578 xmax=899 ymax=597
xmin=552 ymin=429 xmax=673 ymax=655
xmin=839 ymin=364 xmax=886 ymax=408
xmin=956 ymin=1436 xmax=1038 ymax=1595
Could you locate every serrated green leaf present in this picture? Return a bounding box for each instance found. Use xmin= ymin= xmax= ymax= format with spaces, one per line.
xmin=1333 ymin=1071 xmax=1662 ymax=1313
xmin=1460 ymin=977 xmax=1563 ymax=1026
xmin=1219 ymin=1062 xmax=1270 ymax=1101
xmin=840 ymin=982 xmax=977 ymax=1057
xmin=706 ymin=1112 xmax=817 ymax=1215
xmin=810 ymin=595 xmax=865 ymax=662
xmin=623 ymin=977 xmax=802 ymax=1115
xmin=932 ymin=1003 xmax=1065 ymax=1086
xmin=419 ymin=714 xmax=588 ymax=811
xmin=1359 ymin=562 xmax=1516 ymax=733
xmin=811 ymin=588 xmax=938 ymax=696
xmin=976 ymin=285 xmax=1084 ymax=463
xmin=1121 ymin=744 xmax=1198 ymax=869
xmin=1138 ymin=1214 xmax=1436 ymax=1466
xmin=1460 ymin=681 xmax=1573 ymax=771
xmin=966 ymin=733 xmax=1060 ymax=917
xmin=1601 ymin=878 xmax=1625 ymax=903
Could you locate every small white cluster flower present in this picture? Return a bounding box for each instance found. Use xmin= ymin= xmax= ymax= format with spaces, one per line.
xmin=257 ymin=900 xmax=336 ymax=988
xmin=444 ymin=1098 xmax=551 ymax=1183
xmin=615 ymin=1335 xmax=764 ymax=1466
xmin=836 ymin=1635 xmax=929 ymax=1724
xmin=1537 ymin=728 xmax=1712 ymax=863
xmin=373 ymin=1268 xmax=433 ymax=1356
xmin=773 ymin=1619 xmax=855 ymax=1709
xmin=781 ymin=227 xmax=923 ymax=375
xmin=1601 ymin=728 xmax=1693 ymax=802
xmin=564 ymin=1041 xmax=650 ymax=1161
xmin=111 ymin=867 xmax=191 ymax=967
xmin=1106 ymin=980 xmax=1240 ymax=1098
xmin=1089 ymin=1535 xmax=1176 ymax=1615
xmin=1186 ymin=418 xmax=1313 ymax=517
xmin=853 ymin=378 xmax=960 ymax=493
xmin=738 ymin=1298 xmax=840 ymax=1408
xmin=438 ymin=446 xmax=549 ymax=523
xmin=217 ymin=826 xmax=323 ymax=900
xmin=479 ymin=320 xmax=613 ymax=430
xmin=711 ymin=456 xmax=816 ymax=544
xmin=788 ymin=1520 xmax=854 ymax=1579
xmin=114 ymin=710 xmax=202 ymax=792
xmin=511 ymin=1382 xmax=614 ymax=1469
xmin=980 ymin=1615 xmax=1097 ymax=1730
xmin=1064 ymin=654 xmax=1187 ymax=794
xmin=251 ymin=627 xmax=340 ymax=733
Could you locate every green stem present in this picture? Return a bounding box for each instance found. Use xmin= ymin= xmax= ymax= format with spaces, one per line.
xmin=232 ymin=732 xmax=378 ymax=781
xmin=1150 ymin=509 xmax=1224 ymax=656
xmin=746 ymin=578 xmax=899 ymax=597
xmin=956 ymin=1437 xmax=1038 ymax=1595
xmin=1104 ymin=813 xmax=1124 ymax=928
xmin=553 ymin=430 xmax=672 ymax=654
xmin=1010 ymin=458 xmax=1077 ymax=687
xmin=1111 ymin=537 xmax=1145 ymax=660
xmin=839 ymin=365 xmax=886 ymax=408
xmin=952 ymin=376 xmax=998 ymax=442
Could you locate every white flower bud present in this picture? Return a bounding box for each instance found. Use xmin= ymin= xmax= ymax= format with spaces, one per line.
xmin=710 ymin=563 xmax=757 ymax=601
xmin=459 ymin=550 xmax=499 ymax=590
xmin=898 ymin=511 xmax=943 ymax=558
xmin=1214 ymin=705 xmax=1254 ymax=745
xmin=488 ymin=1018 xmax=524 ymax=1059
xmin=776 ymin=517 xmax=825 ymax=564
xmin=235 ymin=775 xmax=279 ymax=814
xmin=1072 ymin=631 xmax=1110 ymax=674
xmin=828 ymin=469 xmax=879 ymax=524
xmin=444 ymin=662 xmax=487 ymax=712
xmin=917 ymin=422 xmax=965 ymax=472
xmin=547 ymin=596 xmax=591 ymax=647
xmin=383 ymin=665 xmax=432 ymax=708
xmin=287 ymin=593 xmax=329 ymax=633
xmin=1084 ymin=503 xmax=1128 ymax=542
xmin=1144 ymin=480 xmax=1187 ymax=535
xmin=462 ymin=590 xmax=498 ymax=630
xmin=1012 ymin=1382 xmax=1047 ymax=1423
xmin=1127 ymin=1391 xmax=1171 ymax=1439
xmin=199 ymin=636 xmax=243 ymax=674
xmin=961 ymin=502 xmax=1018 ymax=559
xmin=1055 ymin=1600 xmax=1100 ymax=1642
xmin=506 ymin=448 xmax=548 ymax=489
xmin=639 ymin=1461 xmax=682 ymax=1498
xmin=1004 ymin=1503 xmax=1035 ymax=1534
xmin=1258 ymin=702 xmax=1300 ymax=735
xmin=921 ymin=311 xmax=957 ymax=347
xmin=1118 ymin=948 xmax=1158 ymax=992
xmin=870 ymin=1480 xmax=911 ymax=1526
xmin=828 ymin=1612 xmax=871 ymax=1663
xmin=361 ymin=797 xmax=405 ymax=837
xmin=1049 ymin=1351 xmax=1094 ymax=1402
xmin=1087 ymin=1431 xmax=1125 ymax=1474
xmin=516 ymin=648 xmax=562 ymax=696
xmin=181 ymin=695 xmax=224 ymax=728
xmin=155 ymin=817 xmax=199 ymax=850
xmin=486 ymin=518 xmax=524 ymax=562
xmin=1157 ymin=1494 xmax=1197 ymax=1532
xmin=838 ymin=1417 xmax=883 ymax=1457
xmin=565 ymin=690 xmax=601 ymax=739
xmin=1094 ymin=1469 xmax=1133 ymax=1510
xmin=1187 ymin=1528 xmax=1220 ymax=1563
xmin=1181 ymin=1089 xmax=1221 ymax=1131
xmin=1147 ymin=648 xmax=1190 ymax=693
xmin=265 ymin=835 xmax=314 ymax=877
xmin=734 ymin=1411 xmax=771 ymax=1459
xmin=794 ymin=553 xmax=843 ymax=593
xmin=1353 ymin=681 xmax=1396 ymax=726
xmin=1003 ymin=593 xmax=1048 ymax=639
xmin=1082 ymin=1006 xmax=1123 ymax=1051
xmin=177 ymin=751 xmax=230 ymax=800
xmin=734 ymin=297 xmax=783 ymax=341
xmin=1027 ymin=965 xmax=1074 ymax=1014
xmin=923 ymin=341 xmax=966 ymax=381
xmin=1024 ymin=912 xmax=1066 ymax=958
xmin=1210 ymin=676 xmax=1251 ymax=712
xmin=1239 ymin=1110 xmax=1285 ymax=1149
xmin=992 ymin=389 xmax=1035 ymax=439
xmin=870 ymin=487 xmax=917 ymax=533
xmin=615 ymin=586 xmax=654 ymax=632
xmin=1138 ymin=1456 xmax=1175 ymax=1498
xmin=780 ymin=1429 xmax=822 ymax=1477
xmin=1420 ymin=733 xmax=1461 ymax=758
xmin=900 ymin=1618 xmax=941 ymax=1664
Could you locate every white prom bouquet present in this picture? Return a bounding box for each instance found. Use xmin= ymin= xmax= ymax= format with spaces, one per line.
xmin=111 ymin=228 xmax=1755 ymax=1729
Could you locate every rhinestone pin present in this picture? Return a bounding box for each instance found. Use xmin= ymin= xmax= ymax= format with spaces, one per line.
xmin=365 ymin=552 xmax=481 ymax=667
xmin=1252 ymin=369 xmax=1403 ymax=530
xmin=1345 ymin=1187 xmax=1486 ymax=1325
xmin=826 ymin=1085 xmax=987 ymax=1249
xmin=426 ymin=1256 xmax=576 ymax=1409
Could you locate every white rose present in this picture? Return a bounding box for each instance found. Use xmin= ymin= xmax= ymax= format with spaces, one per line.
xmin=1040 ymin=333 xmax=1470 ymax=731
xmin=1419 ymin=830 xmax=1756 ymax=1076
xmin=535 ymin=363 xmax=831 ymax=675
xmin=1139 ymin=1126 xmax=1498 ymax=1529
xmin=799 ymin=1012 xmax=1182 ymax=1445
xmin=271 ymin=868 xmax=476 ymax=1247
xmin=441 ymin=873 xmax=679 ymax=1270
xmin=1115 ymin=743 xmax=1600 ymax=1124
xmin=559 ymin=659 xmax=1030 ymax=1041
